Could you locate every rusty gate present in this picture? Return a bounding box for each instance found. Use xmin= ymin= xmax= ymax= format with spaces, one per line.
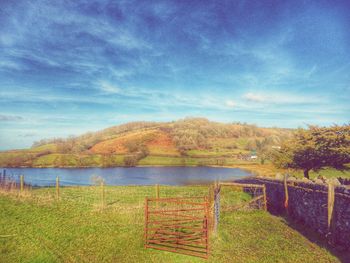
xmin=144 ymin=196 xmax=209 ymax=259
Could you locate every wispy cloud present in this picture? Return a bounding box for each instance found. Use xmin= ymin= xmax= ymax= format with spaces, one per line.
xmin=243 ymin=92 xmax=323 ymax=105
xmin=99 ymin=81 xmax=122 ymax=94
xmin=0 ymin=59 xmax=24 ymax=71
xmin=0 ymin=114 xmax=23 ymax=121
xmin=225 ymin=100 xmax=236 ymax=108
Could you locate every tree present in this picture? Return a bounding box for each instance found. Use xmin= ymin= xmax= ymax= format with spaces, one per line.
xmin=124 ymin=140 xmax=139 ymax=153
xmin=124 ymin=155 xmax=138 ymax=166
xmin=101 ymin=154 xmax=114 ymax=167
xmin=272 ymin=125 xmax=350 ymax=178
xmin=256 ymin=138 xmax=273 ymax=165
xmin=123 ymin=144 xmax=149 ymax=166
xmin=244 ymin=139 xmax=257 ymax=151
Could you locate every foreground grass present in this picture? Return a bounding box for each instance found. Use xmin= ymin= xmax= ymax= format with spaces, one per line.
xmin=0 ymin=186 xmax=340 ymax=263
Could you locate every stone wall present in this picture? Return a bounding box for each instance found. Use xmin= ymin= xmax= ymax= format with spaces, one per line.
xmin=235 ymin=177 xmax=350 ymax=251
xmin=333 ymin=186 xmax=350 ymax=249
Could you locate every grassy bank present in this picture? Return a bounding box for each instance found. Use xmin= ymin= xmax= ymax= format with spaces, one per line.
xmin=225 ymin=162 xmax=350 ymax=179
xmin=3 ymin=150 xmax=349 ymax=181
xmin=0 ymin=186 xmax=340 ymax=263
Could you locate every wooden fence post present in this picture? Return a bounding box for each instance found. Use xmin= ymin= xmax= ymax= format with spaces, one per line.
xmin=208 ymin=184 xmax=214 ymax=232
xmin=56 ymin=176 xmax=60 ymax=201
xmin=101 ymin=180 xmax=105 ymax=209
xmin=284 ymin=175 xmax=289 ymax=212
xmin=144 ymin=198 xmax=149 ymax=248
xmin=327 ymin=183 xmax=335 ymax=230
xmin=262 ymin=184 xmax=267 ymax=211
xmin=20 ymin=175 xmax=24 ymax=195
xmin=205 ymin=196 xmax=210 ymax=255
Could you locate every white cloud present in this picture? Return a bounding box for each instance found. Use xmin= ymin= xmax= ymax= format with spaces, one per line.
xmin=0 ymin=114 xmax=23 ymax=121
xmin=225 ymin=100 xmax=236 ymax=108
xmin=243 ymin=92 xmax=323 ymax=105
xmin=244 ymin=93 xmax=266 ymax=103
xmin=0 ymin=60 xmax=24 ymax=71
xmin=99 ymin=82 xmax=122 ymax=94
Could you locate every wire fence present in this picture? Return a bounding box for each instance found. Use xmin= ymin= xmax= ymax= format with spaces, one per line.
xmin=0 ymin=171 xmax=212 ymax=208
xmin=0 ymin=171 xmax=275 ymax=259
xmin=0 ymin=169 xmax=271 ymax=244
xmin=0 ymin=171 xmax=268 ymax=228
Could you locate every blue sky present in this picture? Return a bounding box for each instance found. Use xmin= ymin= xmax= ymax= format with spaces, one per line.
xmin=0 ymin=0 xmax=349 ymax=150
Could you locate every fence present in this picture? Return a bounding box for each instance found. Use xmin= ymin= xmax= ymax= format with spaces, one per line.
xmin=0 ymin=171 xmax=267 ymax=226
xmin=0 ymin=172 xmax=32 ymax=195
xmin=218 ymin=182 xmax=266 ymax=211
xmin=0 ymin=171 xmax=211 ymax=210
xmin=211 ymin=182 xmax=267 ymax=233
xmin=235 ymin=176 xmax=350 ymax=250
xmin=1 ymin=172 xmax=271 ymax=257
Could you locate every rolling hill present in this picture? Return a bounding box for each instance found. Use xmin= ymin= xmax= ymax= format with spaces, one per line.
xmin=0 ymin=118 xmax=292 ymax=168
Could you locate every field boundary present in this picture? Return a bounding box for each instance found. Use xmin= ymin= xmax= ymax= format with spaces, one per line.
xmin=235 ymin=176 xmax=350 ymax=251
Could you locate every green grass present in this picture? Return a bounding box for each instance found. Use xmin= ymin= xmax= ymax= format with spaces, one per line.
xmin=0 ymin=152 xmax=36 ymax=167
xmin=0 ymin=186 xmax=340 ymax=263
xmin=214 ymin=212 xmax=337 ymax=263
xmin=225 ymin=163 xmax=350 ymax=179
xmin=0 ymin=152 xmax=22 ymax=163
xmin=138 ymin=156 xmax=197 ymax=166
xmin=291 ymin=167 xmax=350 ymax=179
xmin=78 ymin=154 xmax=102 ymax=166
xmin=29 ymin=144 xmax=57 ymax=153
xmin=30 ymin=154 xmax=126 ymax=168
xmin=186 ymin=149 xmax=248 ymax=157
xmin=32 ymin=153 xmax=66 ymax=167
xmin=105 ymin=155 xmax=125 ymax=166
xmin=235 ymin=137 xmax=251 ymax=148
xmin=138 ymin=156 xmax=240 ymax=166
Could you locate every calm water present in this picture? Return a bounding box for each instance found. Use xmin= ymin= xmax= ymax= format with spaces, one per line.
xmin=0 ymin=167 xmax=252 ymax=186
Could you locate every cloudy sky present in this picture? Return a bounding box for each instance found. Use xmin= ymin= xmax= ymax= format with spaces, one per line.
xmin=0 ymin=0 xmax=349 ymax=149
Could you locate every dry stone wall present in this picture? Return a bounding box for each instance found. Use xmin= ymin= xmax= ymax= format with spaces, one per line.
xmin=236 ymin=177 xmax=350 ymax=250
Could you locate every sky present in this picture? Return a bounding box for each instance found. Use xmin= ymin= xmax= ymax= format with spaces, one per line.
xmin=0 ymin=0 xmax=350 ymax=150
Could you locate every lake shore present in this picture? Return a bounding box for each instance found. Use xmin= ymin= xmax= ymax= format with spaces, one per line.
xmin=2 ymin=162 xmax=349 ymax=181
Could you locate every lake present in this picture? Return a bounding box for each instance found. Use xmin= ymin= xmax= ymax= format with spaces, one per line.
xmin=0 ymin=167 xmax=253 ymax=186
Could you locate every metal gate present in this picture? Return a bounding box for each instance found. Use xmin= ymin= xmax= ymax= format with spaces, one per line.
xmin=144 ymin=196 xmax=209 ymax=259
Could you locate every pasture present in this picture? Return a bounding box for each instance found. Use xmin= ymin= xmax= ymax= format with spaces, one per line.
xmin=0 ymin=185 xmax=340 ymax=263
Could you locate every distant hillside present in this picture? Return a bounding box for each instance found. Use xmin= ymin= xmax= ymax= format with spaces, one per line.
xmin=0 ymin=118 xmax=292 ymax=167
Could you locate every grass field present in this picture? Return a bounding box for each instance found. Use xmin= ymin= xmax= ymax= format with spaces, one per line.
xmin=227 ymin=162 xmax=350 ymax=179
xmin=291 ymin=168 xmax=350 ymax=179
xmin=186 ymin=149 xmax=249 ymax=157
xmin=138 ymin=156 xmax=212 ymax=166
xmin=0 ymin=186 xmax=341 ymax=263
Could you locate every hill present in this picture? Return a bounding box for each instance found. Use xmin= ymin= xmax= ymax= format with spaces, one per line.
xmin=0 ymin=118 xmax=292 ymax=168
